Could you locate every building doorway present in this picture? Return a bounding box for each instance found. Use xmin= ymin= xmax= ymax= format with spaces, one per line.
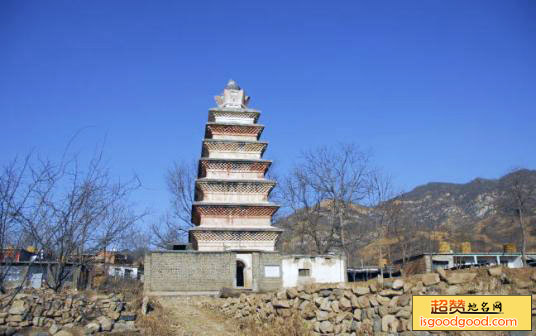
xmin=236 ymin=261 xmax=245 ymax=287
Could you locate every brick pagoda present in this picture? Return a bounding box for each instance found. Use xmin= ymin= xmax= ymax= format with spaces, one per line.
xmin=189 ymin=80 xmax=282 ymax=252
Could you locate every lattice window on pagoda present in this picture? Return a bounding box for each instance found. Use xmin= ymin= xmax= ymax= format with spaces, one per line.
xmin=206 ymin=124 xmax=263 ymax=141
xmin=197 ymin=181 xmax=274 ymax=203
xmin=202 ymin=142 xmax=267 ymax=160
xmin=195 ymin=206 xmax=276 ymax=217
xmin=191 ymin=231 xmax=279 ymax=242
xmin=198 ymin=181 xmax=274 ymax=193
xmin=199 ymin=161 xmax=269 ymax=179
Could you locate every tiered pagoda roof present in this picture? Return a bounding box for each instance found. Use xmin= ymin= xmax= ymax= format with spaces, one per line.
xmin=189 ymin=80 xmax=282 ymax=252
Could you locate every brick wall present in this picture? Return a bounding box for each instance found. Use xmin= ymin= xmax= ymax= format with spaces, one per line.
xmin=144 ymin=251 xmax=235 ymax=294
xmin=253 ymin=252 xmax=282 ymax=292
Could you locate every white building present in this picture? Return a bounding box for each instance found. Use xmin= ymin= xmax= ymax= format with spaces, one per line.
xmin=395 ymin=252 xmax=535 ymax=274
xmin=108 ymin=266 xmax=139 ymax=280
xmin=281 ymin=255 xmax=347 ymax=288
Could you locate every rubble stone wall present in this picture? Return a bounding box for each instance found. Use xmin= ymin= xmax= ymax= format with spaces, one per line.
xmin=0 ymin=290 xmax=138 ymax=335
xmin=211 ymin=267 xmax=536 ymax=335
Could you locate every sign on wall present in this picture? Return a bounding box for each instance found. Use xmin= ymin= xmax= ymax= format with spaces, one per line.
xmin=264 ymin=265 xmax=280 ymax=278
xmin=30 ymin=273 xmax=42 ymax=289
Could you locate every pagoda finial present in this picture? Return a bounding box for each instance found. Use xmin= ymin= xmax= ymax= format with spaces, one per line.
xmin=225 ymin=79 xmax=240 ymax=90
xmin=215 ymin=79 xmax=250 ymax=109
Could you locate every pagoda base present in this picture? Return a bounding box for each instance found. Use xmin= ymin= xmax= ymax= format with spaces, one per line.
xmin=189 ymin=228 xmax=282 ymax=252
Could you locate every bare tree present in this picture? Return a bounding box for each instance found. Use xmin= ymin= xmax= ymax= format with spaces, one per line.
xmin=0 ymin=154 xmax=44 ymax=293
xmin=368 ymin=170 xmax=396 ymax=275
xmin=119 ymin=229 xmax=151 ymax=262
xmin=151 ymin=160 xmax=196 ymax=249
xmin=497 ymin=168 xmax=536 ymax=266
xmin=384 ymin=198 xmax=417 ymax=267
xmin=17 ymin=149 xmax=144 ymax=291
xmin=279 ymin=169 xmax=329 ymax=254
xmin=280 ymin=144 xmax=374 ymax=264
xmin=93 ymin=202 xmax=146 ymax=277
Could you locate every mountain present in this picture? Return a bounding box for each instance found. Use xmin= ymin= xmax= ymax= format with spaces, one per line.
xmin=276 ymin=169 xmax=536 ymax=267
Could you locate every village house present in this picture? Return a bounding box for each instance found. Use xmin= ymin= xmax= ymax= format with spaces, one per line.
xmin=394 ymin=243 xmax=536 ymax=275
xmin=0 ymin=246 xmax=37 ymax=263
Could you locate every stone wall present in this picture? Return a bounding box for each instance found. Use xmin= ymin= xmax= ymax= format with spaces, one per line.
xmin=0 ymin=290 xmax=138 ymax=335
xmin=144 ymin=251 xmax=235 ymax=295
xmin=209 ymin=267 xmax=536 ymax=335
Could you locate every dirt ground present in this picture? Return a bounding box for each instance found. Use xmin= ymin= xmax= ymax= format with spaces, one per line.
xmin=154 ymin=296 xmax=243 ymax=336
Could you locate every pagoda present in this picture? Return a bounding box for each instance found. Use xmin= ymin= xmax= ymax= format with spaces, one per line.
xmin=189 ymin=80 xmax=282 ymax=252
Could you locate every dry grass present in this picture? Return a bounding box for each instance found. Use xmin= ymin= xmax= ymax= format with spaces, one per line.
xmin=97 ymin=276 xmax=143 ymax=302
xmin=237 ymin=314 xmax=313 ymax=336
xmin=136 ymin=299 xmax=175 ymax=336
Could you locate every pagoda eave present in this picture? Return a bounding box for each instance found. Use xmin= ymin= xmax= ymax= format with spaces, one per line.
xmin=202 ymin=139 xmax=269 ymax=146
xmin=208 ymin=109 xmax=260 ymax=123
xmin=191 ymin=202 xmax=279 ymax=226
xmin=201 ymin=140 xmax=268 ymax=159
xmin=194 ymin=179 xmax=276 ymax=203
xmin=205 ymin=123 xmax=264 ymax=140
xmin=196 ymin=178 xmax=276 ymax=184
xmin=209 ymin=107 xmax=261 ymax=113
xmin=189 ymin=226 xmax=283 ymax=232
xmin=199 ymin=158 xmax=272 ymax=164
xmin=192 ymin=201 xmax=279 ymax=208
xmin=197 ymin=158 xmax=272 ymax=178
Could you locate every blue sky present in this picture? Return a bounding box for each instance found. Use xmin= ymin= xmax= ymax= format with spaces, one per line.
xmin=1 ymin=0 xmax=535 ymax=218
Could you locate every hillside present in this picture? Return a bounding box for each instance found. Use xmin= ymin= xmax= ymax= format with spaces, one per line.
xmin=277 ymin=169 xmax=536 ymax=266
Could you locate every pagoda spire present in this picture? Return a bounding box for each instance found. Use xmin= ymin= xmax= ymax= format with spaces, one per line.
xmin=214 ymin=79 xmax=250 ymax=109
xmin=225 ymin=79 xmax=240 ymax=90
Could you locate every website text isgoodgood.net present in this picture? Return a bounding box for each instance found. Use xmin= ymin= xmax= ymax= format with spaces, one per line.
xmin=419 ymin=315 xmax=518 ymax=329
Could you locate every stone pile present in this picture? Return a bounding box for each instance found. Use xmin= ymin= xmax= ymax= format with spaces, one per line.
xmin=0 ymin=290 xmax=138 ymax=335
xmin=210 ymin=267 xmax=536 ymax=336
